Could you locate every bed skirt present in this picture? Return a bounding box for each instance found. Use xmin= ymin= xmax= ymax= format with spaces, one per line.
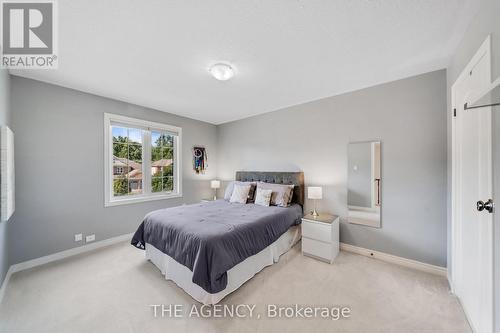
xmin=145 ymin=225 xmax=301 ymax=305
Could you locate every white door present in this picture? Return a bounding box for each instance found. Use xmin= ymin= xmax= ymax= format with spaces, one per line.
xmin=452 ymin=36 xmax=494 ymax=333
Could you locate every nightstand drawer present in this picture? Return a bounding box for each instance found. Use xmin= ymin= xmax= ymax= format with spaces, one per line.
xmin=302 ymin=221 xmax=331 ymax=243
xmin=302 ymin=237 xmax=332 ymax=261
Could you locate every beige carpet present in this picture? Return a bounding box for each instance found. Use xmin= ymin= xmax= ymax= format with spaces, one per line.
xmin=0 ymin=241 xmax=471 ymax=333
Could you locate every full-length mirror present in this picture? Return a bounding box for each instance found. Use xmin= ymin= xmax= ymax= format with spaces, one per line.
xmin=347 ymin=141 xmax=381 ymax=227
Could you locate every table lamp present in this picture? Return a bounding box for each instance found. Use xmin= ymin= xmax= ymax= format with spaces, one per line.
xmin=308 ymin=186 xmax=322 ymax=217
xmin=211 ymin=180 xmax=221 ymax=200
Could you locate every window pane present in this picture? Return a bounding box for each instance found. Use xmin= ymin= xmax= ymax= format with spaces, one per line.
xmin=165 ymin=135 xmax=174 ymax=148
xmin=163 ymin=176 xmax=174 ymax=192
xmin=152 ymin=147 xmax=162 ymax=164
xmin=162 ymin=148 xmax=174 ymax=180
xmin=113 ymin=143 xmax=128 ymax=159
xmin=128 ymin=144 xmax=142 ymax=164
xmin=159 ymin=134 xmax=169 ymax=147
xmin=154 ymin=149 xmax=172 ymax=172
xmin=151 ymin=131 xmax=162 ymax=148
xmin=113 ymin=176 xmax=128 ymax=196
xmin=151 ymin=177 xmax=162 ymax=193
xmin=162 ymin=164 xmax=173 ymax=177
xmin=112 ymin=144 xmax=129 ymax=179
xmin=112 ymin=126 xmax=128 ymax=143
xmin=128 ymin=178 xmax=143 ymax=195
xmin=151 ymin=145 xmax=162 ymax=178
xmin=113 ymin=165 xmax=126 ymax=176
xmin=163 ymin=147 xmax=173 ymax=160
xmin=128 ymin=128 xmax=142 ymax=145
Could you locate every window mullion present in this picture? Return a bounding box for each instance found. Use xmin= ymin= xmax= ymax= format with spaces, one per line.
xmin=173 ymin=136 xmax=178 ymax=193
xmin=143 ymin=130 xmax=152 ymax=195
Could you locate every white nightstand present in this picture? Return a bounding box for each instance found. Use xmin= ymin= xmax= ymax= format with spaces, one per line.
xmin=301 ymin=214 xmax=339 ymax=263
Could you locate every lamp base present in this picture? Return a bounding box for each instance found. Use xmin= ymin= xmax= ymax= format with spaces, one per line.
xmin=312 ymin=199 xmax=319 ymax=217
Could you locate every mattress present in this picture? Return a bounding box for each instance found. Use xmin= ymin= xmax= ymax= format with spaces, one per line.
xmin=145 ymin=225 xmax=301 ymax=305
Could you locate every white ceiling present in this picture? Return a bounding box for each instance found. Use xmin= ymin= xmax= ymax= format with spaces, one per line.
xmin=11 ymin=0 xmax=475 ymax=124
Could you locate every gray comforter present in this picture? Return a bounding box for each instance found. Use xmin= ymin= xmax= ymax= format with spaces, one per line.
xmin=131 ymin=200 xmax=302 ymax=294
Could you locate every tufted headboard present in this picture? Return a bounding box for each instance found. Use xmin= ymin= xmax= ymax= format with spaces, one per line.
xmin=235 ymin=171 xmax=305 ymax=207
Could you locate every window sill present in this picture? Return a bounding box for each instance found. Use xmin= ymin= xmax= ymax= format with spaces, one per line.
xmin=105 ymin=192 xmax=183 ymax=207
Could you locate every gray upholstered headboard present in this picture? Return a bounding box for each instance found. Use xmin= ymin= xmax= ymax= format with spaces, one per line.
xmin=235 ymin=171 xmax=305 ymax=207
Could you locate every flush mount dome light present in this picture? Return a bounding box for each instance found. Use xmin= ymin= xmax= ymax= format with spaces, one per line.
xmin=209 ymin=63 xmax=235 ymax=81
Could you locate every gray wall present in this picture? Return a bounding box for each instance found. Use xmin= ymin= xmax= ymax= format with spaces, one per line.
xmin=496 ymin=84 xmax=500 ymax=333
xmin=347 ymin=142 xmax=372 ymax=207
xmin=8 ymin=76 xmax=217 ymax=265
xmin=0 ymin=70 xmax=11 ymax=287
xmin=217 ymin=70 xmax=447 ymax=267
xmin=445 ymin=0 xmax=500 ymax=330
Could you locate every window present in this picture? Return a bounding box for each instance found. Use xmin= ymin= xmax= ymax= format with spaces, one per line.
xmin=114 ymin=166 xmax=124 ymax=175
xmin=104 ymin=113 xmax=182 ymax=206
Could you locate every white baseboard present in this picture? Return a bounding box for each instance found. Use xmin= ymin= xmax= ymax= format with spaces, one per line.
xmin=0 ymin=265 xmax=15 ymax=305
xmin=340 ymin=242 xmax=447 ymax=277
xmin=447 ymin=271 xmax=455 ymax=293
xmin=0 ymin=232 xmax=133 ymax=304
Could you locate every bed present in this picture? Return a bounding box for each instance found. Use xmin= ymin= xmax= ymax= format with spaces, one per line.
xmin=131 ymin=171 xmax=304 ymax=304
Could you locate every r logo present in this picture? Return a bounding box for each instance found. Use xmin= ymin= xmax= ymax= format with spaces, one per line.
xmin=2 ymin=2 xmax=53 ymax=54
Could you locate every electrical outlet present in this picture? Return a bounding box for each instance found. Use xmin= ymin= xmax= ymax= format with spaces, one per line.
xmin=74 ymin=234 xmax=83 ymax=242
xmin=85 ymin=234 xmax=95 ymax=243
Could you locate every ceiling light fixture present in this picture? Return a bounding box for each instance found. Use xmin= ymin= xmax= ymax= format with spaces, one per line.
xmin=209 ymin=63 xmax=235 ymax=81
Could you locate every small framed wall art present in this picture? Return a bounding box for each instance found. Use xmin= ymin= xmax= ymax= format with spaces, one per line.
xmin=192 ymin=146 xmax=207 ymax=174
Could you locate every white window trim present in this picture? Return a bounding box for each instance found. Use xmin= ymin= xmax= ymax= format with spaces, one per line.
xmin=104 ymin=113 xmax=183 ymax=207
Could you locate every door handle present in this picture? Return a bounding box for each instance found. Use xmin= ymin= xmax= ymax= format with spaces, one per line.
xmin=477 ymin=199 xmax=494 ymax=213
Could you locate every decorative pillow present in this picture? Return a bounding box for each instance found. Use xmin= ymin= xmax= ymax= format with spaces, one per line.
xmin=224 ymin=181 xmax=257 ymax=202
xmin=254 ymin=188 xmax=273 ymax=207
xmin=287 ymin=186 xmax=295 ymax=205
xmin=229 ymin=184 xmax=252 ymax=204
xmin=256 ymin=182 xmax=294 ymax=207
xmin=244 ymin=182 xmax=257 ymax=203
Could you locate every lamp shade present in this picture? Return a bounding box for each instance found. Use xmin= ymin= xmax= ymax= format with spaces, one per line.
xmin=211 ymin=180 xmax=221 ymax=189
xmin=308 ymin=186 xmax=322 ymax=200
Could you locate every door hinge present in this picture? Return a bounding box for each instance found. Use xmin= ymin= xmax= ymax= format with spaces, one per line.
xmin=453 ymin=108 xmax=457 ymax=117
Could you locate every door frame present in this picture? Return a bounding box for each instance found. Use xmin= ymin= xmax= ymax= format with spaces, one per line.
xmin=451 ymin=35 xmax=493 ymax=332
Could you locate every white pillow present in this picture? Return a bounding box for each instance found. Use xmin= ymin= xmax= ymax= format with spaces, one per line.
xmin=229 ymin=184 xmax=251 ymax=204
xmin=224 ymin=181 xmax=235 ymax=200
xmin=254 ymin=188 xmax=273 ymax=207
